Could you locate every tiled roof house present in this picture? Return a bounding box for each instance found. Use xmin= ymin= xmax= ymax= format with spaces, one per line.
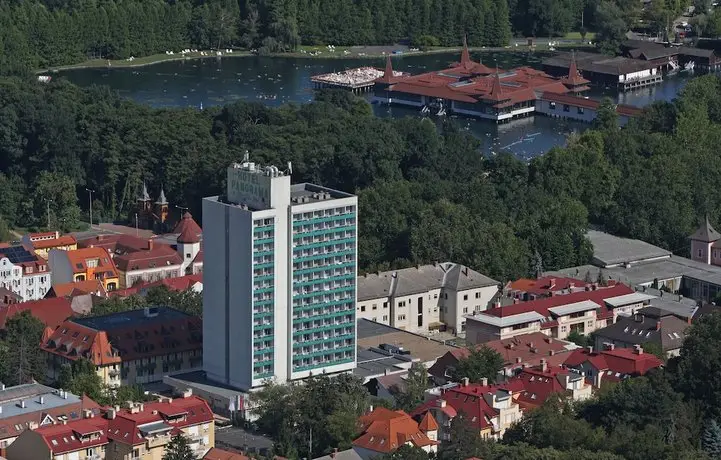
xmin=352 ymin=407 xmax=438 ymax=459
xmin=564 ymin=345 xmax=664 ymax=387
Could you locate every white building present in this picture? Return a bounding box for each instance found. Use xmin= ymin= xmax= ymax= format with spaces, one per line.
xmin=0 ymin=245 xmax=51 ymax=301
xmin=356 ymin=263 xmax=499 ymax=335
xmin=203 ymin=160 xmax=358 ymax=390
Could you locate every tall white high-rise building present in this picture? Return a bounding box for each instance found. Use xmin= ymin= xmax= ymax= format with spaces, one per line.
xmin=202 ymin=160 xmax=357 ymax=390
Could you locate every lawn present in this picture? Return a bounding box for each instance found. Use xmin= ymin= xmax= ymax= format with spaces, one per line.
xmin=564 ymin=31 xmax=596 ymax=40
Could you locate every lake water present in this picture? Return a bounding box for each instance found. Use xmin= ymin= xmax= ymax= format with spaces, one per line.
xmin=58 ymin=51 xmax=691 ymax=158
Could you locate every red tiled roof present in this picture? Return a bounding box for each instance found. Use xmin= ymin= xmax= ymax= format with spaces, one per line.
xmin=0 ymin=394 xmax=101 ymax=442
xmin=418 ymin=411 xmax=439 ymax=432
xmin=192 ymin=250 xmax=204 ymax=264
xmin=107 ymin=396 xmax=213 ymax=446
xmin=30 ymin=235 xmax=77 ymax=250
xmin=204 ymin=448 xmax=250 ymax=460
xmin=41 ymin=323 xmax=120 ymax=367
xmin=564 ymin=347 xmax=663 ymax=376
xmin=109 ymin=274 xmax=203 ymax=298
xmin=113 ymin=246 xmax=183 ymax=272
xmin=178 ymin=225 xmax=201 ymax=244
xmin=36 ymin=416 xmax=109 ymax=455
xmin=539 ymin=92 xmax=643 ymax=118
xmin=353 ymin=407 xmax=438 ymax=454
xmin=78 ymin=234 xmax=151 ymax=254
xmin=173 ymin=212 xmax=202 ymax=237
xmin=507 ymin=276 xmax=587 ymax=297
xmin=485 ymin=283 xmax=634 ymax=319
xmin=411 ymin=385 xmax=501 ymax=431
xmin=484 ymin=332 xmax=573 ymax=368
xmin=0 ymin=298 xmax=74 ymax=329
xmin=508 ymin=366 xmax=579 ymax=410
xmin=561 ymin=53 xmax=591 ymax=87
xmin=63 ymin=247 xmax=118 ymax=278
xmin=50 ymin=280 xmax=107 ymax=298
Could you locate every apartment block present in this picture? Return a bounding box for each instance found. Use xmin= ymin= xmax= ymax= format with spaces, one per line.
xmin=356 ymin=263 xmax=499 ymax=335
xmin=203 ymin=160 xmax=357 ymax=390
xmin=0 ymin=245 xmax=51 ymax=301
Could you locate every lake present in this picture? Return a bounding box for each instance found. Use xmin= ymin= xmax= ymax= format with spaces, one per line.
xmin=57 ymin=51 xmax=691 ymax=158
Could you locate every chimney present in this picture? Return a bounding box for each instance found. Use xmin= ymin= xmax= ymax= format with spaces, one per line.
xmin=62 ymin=391 xmax=67 ymax=399
xmin=462 ymin=377 xmax=469 ymax=387
xmin=481 ymin=377 xmax=488 ymax=386
xmin=493 ymin=300 xmax=501 ymax=309
xmin=586 ymin=346 xmax=593 ymax=354
xmin=147 ymin=239 xmax=154 ymax=250
xmin=0 ymin=406 xmax=3 ymax=415
xmin=540 ymin=358 xmax=547 ymax=372
xmin=84 ymin=409 xmax=94 ymax=419
xmin=331 ymin=448 xmax=339 ymax=458
xmin=182 ymin=388 xmax=193 ymax=398
xmin=634 ymin=313 xmax=643 ymax=323
xmin=656 ymin=321 xmax=661 ymax=331
xmin=528 ymin=341 xmax=534 ymax=348
xmin=38 ymin=396 xmax=44 ymax=405
xmin=568 ymin=282 xmax=575 ymax=290
xmin=515 ymin=356 xmax=522 ymax=363
xmin=545 ymin=337 xmax=552 ymax=344
xmin=548 ymin=350 xmax=555 ymax=356
xmin=62 ymin=419 xmax=67 ymax=425
xmin=19 ymin=400 xmax=25 ymax=409
xmin=436 ymin=399 xmax=447 ymax=408
xmin=594 ymin=371 xmax=603 ymax=388
xmin=633 ymin=344 xmax=643 ymax=355
xmin=605 ymin=343 xmax=615 ymax=351
xmin=107 ymin=408 xmax=116 ymax=420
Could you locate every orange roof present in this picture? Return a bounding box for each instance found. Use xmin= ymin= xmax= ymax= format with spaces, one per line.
xmin=30 ymin=235 xmax=77 ymax=250
xmin=353 ymin=407 xmax=438 ymax=454
xmin=0 ymin=297 xmax=74 ymax=329
xmin=51 ymin=280 xmax=107 ymax=298
xmin=204 ymin=448 xmax=250 ymax=460
xmin=41 ymin=322 xmax=120 ymax=366
xmin=174 ymin=212 xmax=202 ymax=238
xmin=113 ymin=246 xmax=182 ymax=272
xmin=418 ymin=411 xmax=439 ymax=432
xmin=64 ymin=247 xmax=118 ymax=277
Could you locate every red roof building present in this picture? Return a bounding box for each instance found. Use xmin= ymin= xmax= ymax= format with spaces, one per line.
xmin=352 ymin=407 xmax=438 ymax=456
xmin=504 ymin=276 xmax=589 ymax=301
xmin=373 ymin=40 xmax=584 ymax=122
xmin=41 ymin=307 xmax=202 ymax=387
xmin=111 ymin=273 xmax=203 ymax=298
xmin=428 ymin=332 xmax=575 ymax=383
xmin=173 ymin=212 xmax=202 ymax=239
xmin=563 ymin=344 xmax=663 ymax=387
xmin=0 ymin=297 xmax=74 ymax=330
xmin=465 ymin=283 xmax=635 ymax=344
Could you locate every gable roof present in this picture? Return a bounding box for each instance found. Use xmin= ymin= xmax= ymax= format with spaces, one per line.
xmin=50 ymin=280 xmax=107 ymax=298
xmin=62 ymin=247 xmax=118 ymax=278
xmin=35 ymin=416 xmax=109 ymax=454
xmin=507 ymin=365 xmax=584 ymax=410
xmin=0 ymin=297 xmax=74 ymax=330
xmin=112 ymin=246 xmax=183 ymax=272
xmin=593 ymin=307 xmax=690 ymax=351
xmin=564 ymin=346 xmax=663 ymax=376
xmin=78 ymin=234 xmax=152 ymax=255
xmin=29 ymin=234 xmax=77 ymax=250
xmin=353 ymin=407 xmax=437 ymax=453
xmin=358 ymin=262 xmax=497 ymax=301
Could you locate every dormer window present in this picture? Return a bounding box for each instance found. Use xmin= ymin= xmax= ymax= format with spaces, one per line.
xmin=25 ymin=266 xmax=33 ymax=274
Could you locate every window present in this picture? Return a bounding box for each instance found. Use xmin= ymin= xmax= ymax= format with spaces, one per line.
xmin=383 ymin=315 xmax=388 ymax=321
xmin=561 ymin=326 xmax=567 ymax=332
xmin=699 ymin=249 xmax=703 ymax=258
xmin=463 ymin=294 xmax=468 ymax=301
xmin=475 ymin=292 xmax=481 ymax=299
xmin=398 ymin=315 xmax=406 ymax=321
xmin=463 ymin=307 xmax=468 ymax=314
xmin=549 ymin=101 xmax=556 ymax=110
xmin=577 ymin=107 xmax=584 ymax=114
xmin=186 ymin=253 xmax=191 ymax=259
xmin=563 ymin=104 xmax=570 ymax=112
xmin=372 ymin=304 xmax=377 ymax=310
xmin=360 ymin=305 xmax=365 ymax=312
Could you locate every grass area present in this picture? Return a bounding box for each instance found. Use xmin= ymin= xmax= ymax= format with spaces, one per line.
xmin=563 ymin=31 xmax=596 ymax=40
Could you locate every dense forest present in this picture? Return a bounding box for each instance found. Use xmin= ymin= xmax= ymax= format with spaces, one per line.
xmin=0 ymin=0 xmax=698 ymax=73
xmin=1 ymin=74 xmax=721 ymax=281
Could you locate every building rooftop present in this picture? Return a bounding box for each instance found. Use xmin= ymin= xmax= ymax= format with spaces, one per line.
xmin=61 ymin=247 xmax=118 ymax=278
xmin=289 ymin=183 xmax=354 ymax=205
xmin=690 ymin=216 xmax=721 ymax=242
xmin=204 ymin=447 xmax=250 ymax=460
xmin=25 ymin=231 xmax=77 ymax=250
xmin=564 ymin=346 xmax=663 ymax=378
xmin=353 ymin=407 xmax=437 ymax=454
xmin=543 ymin=51 xmax=657 ymax=76
xmin=594 ymin=307 xmax=690 ymax=351
xmin=354 ymin=347 xmax=414 ymax=380
xmin=357 ymin=319 xmax=457 ymax=365
xmin=587 ymin=230 xmax=671 ymax=267
xmin=0 ymin=245 xmax=49 ymax=272
xmin=78 ymin=234 xmax=154 ymax=255
xmin=42 ymin=307 xmax=201 ymax=365
xmin=113 ymin=245 xmax=183 ymax=272
xmin=174 ymin=212 xmax=203 ymax=242
xmin=49 ymin=280 xmax=107 ymax=298
xmin=358 ymin=262 xmax=498 ymax=301
xmin=0 ymin=297 xmax=74 ymax=330
xmin=0 ymin=385 xmax=86 ymax=420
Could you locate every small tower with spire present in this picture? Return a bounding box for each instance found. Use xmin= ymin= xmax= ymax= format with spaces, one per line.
xmin=560 ymin=51 xmax=591 ymax=95
xmin=154 ymin=187 xmax=169 ymax=226
xmin=690 ymin=216 xmax=721 ymax=265
xmin=137 ymin=182 xmax=152 ymax=214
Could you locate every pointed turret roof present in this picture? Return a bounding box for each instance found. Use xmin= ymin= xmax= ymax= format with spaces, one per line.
xmin=378 ymin=55 xmax=396 ymax=84
xmin=155 ymin=188 xmax=168 ymax=205
xmin=138 ymin=182 xmax=150 ymax=202
xmin=418 ymin=411 xmax=439 ymax=432
xmin=561 ymin=51 xmax=590 ymax=88
xmin=460 ymin=35 xmax=472 ymax=69
xmin=690 ymin=216 xmax=721 ymax=242
xmin=174 ymin=212 xmax=202 ymax=244
xmin=483 ymin=68 xmax=506 ymax=102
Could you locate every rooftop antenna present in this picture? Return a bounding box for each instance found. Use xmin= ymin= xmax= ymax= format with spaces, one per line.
xmin=287 ymin=161 xmax=293 ymax=175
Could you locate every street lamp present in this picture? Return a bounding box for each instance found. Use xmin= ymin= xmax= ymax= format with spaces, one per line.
xmin=85 ymin=188 xmax=95 ymax=229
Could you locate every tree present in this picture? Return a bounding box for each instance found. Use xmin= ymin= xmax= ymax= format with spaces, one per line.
xmin=60 ymin=359 xmax=104 ymax=402
xmin=437 ymin=412 xmax=484 ymax=460
xmin=0 ymin=311 xmax=46 ymax=385
xmin=392 ymin=362 xmax=429 ymax=412
xmin=377 ymin=444 xmax=430 ymax=460
xmin=163 ymin=433 xmax=197 ymax=460
xmin=703 ymin=419 xmax=721 ymax=459
xmin=595 ymin=2 xmax=628 ymax=55
xmin=567 ymin=330 xmax=592 ymax=347
xmin=32 ymin=171 xmax=81 ymax=231
xmin=593 ymin=98 xmax=619 ymax=131
xmin=449 ymin=346 xmax=504 ymax=384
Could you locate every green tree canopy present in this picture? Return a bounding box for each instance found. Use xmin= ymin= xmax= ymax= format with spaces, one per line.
xmin=449 ymin=346 xmax=504 ymax=384
xmin=163 ymin=433 xmax=197 ymax=460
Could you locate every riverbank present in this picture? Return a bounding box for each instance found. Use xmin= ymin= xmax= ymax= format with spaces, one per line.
xmin=39 ymin=40 xmax=593 ymax=73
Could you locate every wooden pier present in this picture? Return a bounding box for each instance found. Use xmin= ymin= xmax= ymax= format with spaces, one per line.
xmin=311 ymin=67 xmax=390 ymax=93
xmin=619 ymin=74 xmax=663 ymax=91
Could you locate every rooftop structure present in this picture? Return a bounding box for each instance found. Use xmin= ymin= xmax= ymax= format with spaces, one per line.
xmin=593 ymin=307 xmax=690 ymax=358
xmin=352 ymin=407 xmax=438 ymax=457
xmin=41 ymin=307 xmax=202 ymax=387
xmin=587 ymin=229 xmax=672 ymax=268
xmin=564 ymin=345 xmax=663 ymax=387
xmin=0 ymin=297 xmax=73 ymax=330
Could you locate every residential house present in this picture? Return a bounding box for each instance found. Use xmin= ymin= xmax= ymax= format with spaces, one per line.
xmin=46 ymin=279 xmax=108 ymax=315
xmin=113 ymin=243 xmax=184 ymax=289
xmin=428 ymin=332 xmax=577 ymax=383
xmin=0 ymin=245 xmax=51 ymax=301
xmin=0 ymin=287 xmax=22 ymax=305
xmin=49 ymin=247 xmax=120 ymax=292
xmin=0 ymin=384 xmax=100 ymax=450
xmin=504 ymin=276 xmax=591 ymax=302
xmin=503 ymin=360 xmax=592 ymax=410
xmin=564 ymin=345 xmax=664 ymax=387
xmin=22 ymin=231 xmax=78 ymax=259
xmin=356 ymin=262 xmax=499 ymax=335
xmin=463 ymin=284 xmax=635 ymax=344
xmin=41 ymin=307 xmax=202 ymax=387
xmin=593 ymin=306 xmax=690 ymax=358
xmin=6 ymin=391 xmax=215 ymax=460
xmin=351 ymin=407 xmax=438 ymax=459
xmin=0 ymin=297 xmax=74 ymax=330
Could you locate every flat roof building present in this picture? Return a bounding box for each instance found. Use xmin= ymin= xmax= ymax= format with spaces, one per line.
xmin=203 ymin=158 xmax=357 ymax=390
